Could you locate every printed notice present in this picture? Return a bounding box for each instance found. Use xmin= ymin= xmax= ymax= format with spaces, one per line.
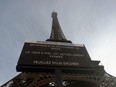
xmin=18 ymin=42 xmax=92 ymax=68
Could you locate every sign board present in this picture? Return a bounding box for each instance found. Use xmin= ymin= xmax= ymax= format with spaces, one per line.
xmin=17 ymin=41 xmax=93 ymax=70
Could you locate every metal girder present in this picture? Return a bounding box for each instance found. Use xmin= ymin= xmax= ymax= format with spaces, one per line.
xmin=1 ymin=70 xmax=116 ymax=87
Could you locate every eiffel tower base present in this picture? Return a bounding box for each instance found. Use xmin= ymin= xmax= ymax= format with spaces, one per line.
xmin=1 ymin=67 xmax=116 ymax=87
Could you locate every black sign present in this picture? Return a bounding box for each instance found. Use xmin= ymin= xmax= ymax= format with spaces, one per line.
xmin=17 ymin=41 xmax=93 ymax=68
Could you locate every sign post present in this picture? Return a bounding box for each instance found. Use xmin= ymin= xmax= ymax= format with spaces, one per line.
xmin=55 ymin=69 xmax=62 ymax=87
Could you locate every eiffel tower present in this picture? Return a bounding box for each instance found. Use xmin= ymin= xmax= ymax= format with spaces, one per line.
xmin=1 ymin=12 xmax=116 ymax=87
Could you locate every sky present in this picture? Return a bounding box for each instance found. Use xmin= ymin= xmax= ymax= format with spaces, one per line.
xmin=0 ymin=0 xmax=116 ymax=85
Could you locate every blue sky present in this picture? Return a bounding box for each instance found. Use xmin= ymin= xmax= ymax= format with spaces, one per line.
xmin=0 ymin=0 xmax=116 ymax=85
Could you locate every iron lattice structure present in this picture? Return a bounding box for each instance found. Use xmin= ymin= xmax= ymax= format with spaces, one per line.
xmin=46 ymin=12 xmax=72 ymax=43
xmin=1 ymin=66 xmax=116 ymax=87
xmin=1 ymin=12 xmax=116 ymax=87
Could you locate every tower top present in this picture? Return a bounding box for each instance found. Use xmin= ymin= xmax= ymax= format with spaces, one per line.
xmin=52 ymin=12 xmax=57 ymax=17
xmin=46 ymin=12 xmax=72 ymax=43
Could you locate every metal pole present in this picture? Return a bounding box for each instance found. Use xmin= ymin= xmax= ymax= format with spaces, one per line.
xmin=55 ymin=69 xmax=62 ymax=87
